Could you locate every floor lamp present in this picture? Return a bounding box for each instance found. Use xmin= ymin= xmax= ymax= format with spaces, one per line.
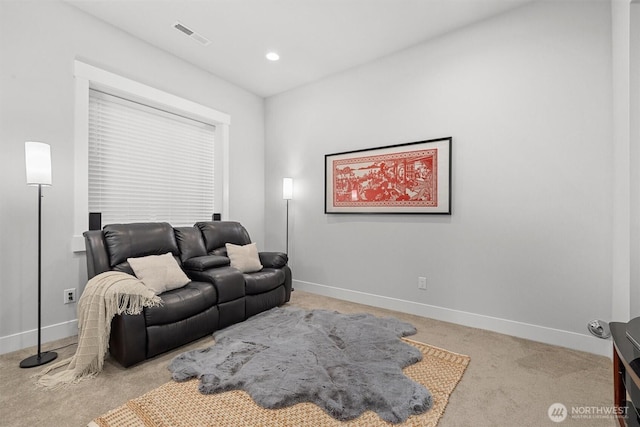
xmin=282 ymin=178 xmax=293 ymax=255
xmin=21 ymin=142 xmax=58 ymax=368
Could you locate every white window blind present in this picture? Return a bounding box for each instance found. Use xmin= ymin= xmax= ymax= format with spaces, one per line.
xmin=88 ymin=89 xmax=215 ymax=226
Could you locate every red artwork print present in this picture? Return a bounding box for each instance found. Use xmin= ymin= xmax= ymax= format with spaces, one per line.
xmin=332 ymin=149 xmax=438 ymax=207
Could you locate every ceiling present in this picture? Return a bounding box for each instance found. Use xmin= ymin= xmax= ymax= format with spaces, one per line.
xmin=67 ymin=0 xmax=534 ymax=98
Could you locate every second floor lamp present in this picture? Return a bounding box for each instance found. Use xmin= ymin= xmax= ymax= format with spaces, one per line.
xmin=282 ymin=178 xmax=293 ymax=255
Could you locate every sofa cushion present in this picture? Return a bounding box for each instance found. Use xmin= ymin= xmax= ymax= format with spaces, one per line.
xmin=244 ymin=268 xmax=285 ymax=295
xmin=195 ymin=221 xmax=251 ymax=252
xmin=183 ymin=255 xmax=230 ymax=271
xmin=144 ymin=281 xmax=217 ymax=326
xmin=128 ymin=253 xmax=190 ymax=295
xmin=104 ymin=222 xmax=179 ymax=267
xmin=174 ymin=226 xmax=207 ymax=262
xmin=226 ymin=243 xmax=263 ymax=273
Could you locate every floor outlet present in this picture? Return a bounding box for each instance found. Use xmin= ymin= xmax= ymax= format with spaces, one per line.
xmin=418 ymin=277 xmax=427 ymax=290
xmin=64 ymin=288 xmax=76 ymax=304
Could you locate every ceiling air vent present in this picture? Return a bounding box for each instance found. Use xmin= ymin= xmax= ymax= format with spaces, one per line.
xmin=173 ymin=21 xmax=211 ymax=46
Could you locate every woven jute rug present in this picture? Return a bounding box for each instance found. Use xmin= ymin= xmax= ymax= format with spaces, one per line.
xmin=89 ymin=338 xmax=470 ymax=427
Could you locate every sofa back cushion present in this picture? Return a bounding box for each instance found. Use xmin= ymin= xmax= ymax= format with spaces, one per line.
xmin=104 ymin=223 xmax=180 ymax=269
xmin=195 ymin=221 xmax=251 ymax=253
xmin=174 ymin=226 xmax=207 ymax=262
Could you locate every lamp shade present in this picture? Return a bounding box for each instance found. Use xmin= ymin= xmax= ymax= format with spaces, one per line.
xmin=25 ymin=142 xmax=52 ymax=186
xmin=282 ymin=177 xmax=293 ymax=200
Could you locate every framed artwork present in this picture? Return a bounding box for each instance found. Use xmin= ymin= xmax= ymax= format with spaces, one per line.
xmin=324 ymin=137 xmax=451 ymax=214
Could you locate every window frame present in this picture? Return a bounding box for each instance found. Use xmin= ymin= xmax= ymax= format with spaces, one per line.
xmin=72 ymin=60 xmax=230 ymax=252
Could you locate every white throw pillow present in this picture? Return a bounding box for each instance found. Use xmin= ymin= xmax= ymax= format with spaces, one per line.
xmin=127 ymin=253 xmax=190 ymax=295
xmin=225 ymin=243 xmax=263 ymax=273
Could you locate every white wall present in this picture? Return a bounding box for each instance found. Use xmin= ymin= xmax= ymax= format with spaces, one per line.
xmin=0 ymin=1 xmax=265 ymax=352
xmin=265 ymin=0 xmax=613 ymax=354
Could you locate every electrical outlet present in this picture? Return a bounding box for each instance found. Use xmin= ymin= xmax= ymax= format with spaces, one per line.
xmin=64 ymin=288 xmax=76 ymax=304
xmin=418 ymin=277 xmax=427 ymax=290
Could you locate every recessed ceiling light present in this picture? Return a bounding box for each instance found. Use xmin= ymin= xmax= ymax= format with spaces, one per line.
xmin=266 ymin=52 xmax=280 ymax=61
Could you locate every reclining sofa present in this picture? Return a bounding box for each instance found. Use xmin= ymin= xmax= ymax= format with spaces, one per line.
xmin=83 ymin=221 xmax=292 ymax=367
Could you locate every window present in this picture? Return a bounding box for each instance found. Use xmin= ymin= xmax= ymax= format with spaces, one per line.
xmin=73 ymin=60 xmax=230 ymax=251
xmin=88 ymin=89 xmax=215 ymax=225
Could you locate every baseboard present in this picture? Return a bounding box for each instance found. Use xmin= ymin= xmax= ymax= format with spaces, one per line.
xmin=3 ymin=283 xmax=611 ymax=357
xmin=0 ymin=319 xmax=78 ymax=355
xmin=293 ymin=279 xmax=612 ymax=357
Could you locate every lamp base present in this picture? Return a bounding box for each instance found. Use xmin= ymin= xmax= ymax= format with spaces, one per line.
xmin=19 ymin=351 xmax=57 ymax=368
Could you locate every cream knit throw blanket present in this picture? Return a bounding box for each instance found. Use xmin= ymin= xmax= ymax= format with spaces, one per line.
xmin=35 ymin=271 xmax=162 ymax=388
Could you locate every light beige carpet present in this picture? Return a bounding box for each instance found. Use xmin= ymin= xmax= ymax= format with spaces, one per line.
xmin=90 ymin=338 xmax=470 ymax=427
xmin=0 ymin=291 xmax=614 ymax=427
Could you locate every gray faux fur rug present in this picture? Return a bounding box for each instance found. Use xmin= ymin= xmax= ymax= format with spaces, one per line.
xmin=168 ymin=307 xmax=432 ymax=423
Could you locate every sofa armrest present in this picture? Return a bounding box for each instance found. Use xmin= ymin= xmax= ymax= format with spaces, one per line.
xmin=83 ymin=230 xmax=111 ymax=279
xmin=282 ymin=265 xmax=293 ymax=303
xmin=109 ymin=313 xmax=147 ymax=367
xmin=188 ymin=266 xmax=245 ymax=303
xmin=183 ymin=255 xmax=230 ymax=271
xmin=259 ymin=252 xmax=288 ymax=269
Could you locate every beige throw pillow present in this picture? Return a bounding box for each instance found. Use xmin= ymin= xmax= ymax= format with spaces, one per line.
xmin=225 ymin=243 xmax=263 ymax=273
xmin=127 ymin=253 xmax=190 ymax=295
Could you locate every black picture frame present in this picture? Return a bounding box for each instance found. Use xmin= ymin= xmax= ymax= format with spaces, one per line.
xmin=324 ymin=137 xmax=452 ymax=214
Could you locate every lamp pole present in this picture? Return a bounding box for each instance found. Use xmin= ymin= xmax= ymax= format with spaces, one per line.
xmin=37 ymin=184 xmax=42 ymax=358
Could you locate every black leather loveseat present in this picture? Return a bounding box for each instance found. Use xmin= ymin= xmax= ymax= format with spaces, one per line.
xmin=83 ymin=221 xmax=292 ymax=367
